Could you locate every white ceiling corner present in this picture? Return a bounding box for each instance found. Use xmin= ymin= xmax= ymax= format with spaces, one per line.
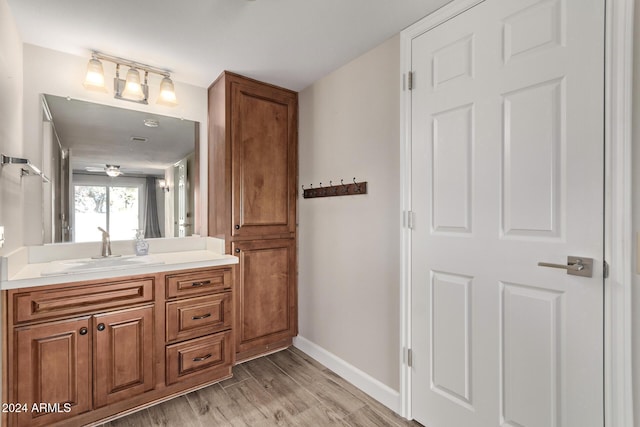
xmin=7 ymin=0 xmax=452 ymax=91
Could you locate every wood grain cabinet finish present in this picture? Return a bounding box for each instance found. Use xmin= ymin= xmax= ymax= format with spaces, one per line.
xmin=165 ymin=331 xmax=232 ymax=385
xmin=163 ymin=267 xmax=234 ymax=386
xmin=166 ymin=292 xmax=232 ymax=342
xmin=208 ymin=71 xmax=298 ymax=243
xmin=93 ymin=306 xmax=154 ymax=408
xmin=208 ymin=71 xmax=298 ymax=361
xmin=165 ymin=268 xmax=232 ymax=298
xmin=13 ymin=277 xmax=154 ymax=324
xmin=233 ymin=239 xmax=297 ymax=359
xmin=4 ymin=265 xmax=235 ymax=427
xmin=14 ymin=317 xmax=91 ymax=427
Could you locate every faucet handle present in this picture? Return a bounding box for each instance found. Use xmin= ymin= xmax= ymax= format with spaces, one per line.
xmin=97 ymin=227 xmax=109 ymax=236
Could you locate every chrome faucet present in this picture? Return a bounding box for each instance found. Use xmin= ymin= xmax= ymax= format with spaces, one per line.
xmin=97 ymin=227 xmax=112 ymax=257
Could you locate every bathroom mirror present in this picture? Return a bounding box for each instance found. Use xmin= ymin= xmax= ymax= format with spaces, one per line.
xmin=42 ymin=94 xmax=199 ymax=243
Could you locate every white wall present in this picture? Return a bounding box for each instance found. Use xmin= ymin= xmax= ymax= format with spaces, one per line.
xmin=298 ymin=35 xmax=400 ymax=391
xmin=21 ymin=45 xmax=209 ymax=245
xmin=633 ymin=4 xmax=640 ymax=422
xmin=0 ymin=0 xmax=22 ymax=413
xmin=0 ymin=0 xmax=24 ymax=256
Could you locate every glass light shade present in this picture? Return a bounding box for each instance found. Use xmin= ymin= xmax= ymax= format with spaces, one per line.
xmin=158 ymin=179 xmax=167 ymax=188
xmin=105 ymin=165 xmax=122 ymax=177
xmin=121 ymin=68 xmax=145 ymax=101
xmin=83 ymin=58 xmax=106 ymax=91
xmin=157 ymin=77 xmax=178 ymax=106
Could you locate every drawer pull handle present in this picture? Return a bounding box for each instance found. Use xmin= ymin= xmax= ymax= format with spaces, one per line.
xmin=192 ymin=353 xmax=212 ymax=362
xmin=191 ymin=280 xmax=211 ymax=287
xmin=97 ymin=323 xmax=105 ymax=332
xmin=192 ymin=313 xmax=212 ymax=320
xmin=79 ymin=327 xmax=88 ymax=335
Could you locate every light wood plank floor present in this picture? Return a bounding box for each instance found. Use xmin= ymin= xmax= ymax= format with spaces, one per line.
xmin=99 ymin=347 xmax=422 ymax=427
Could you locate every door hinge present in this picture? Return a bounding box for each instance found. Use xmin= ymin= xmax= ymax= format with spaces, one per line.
xmin=603 ymin=260 xmax=609 ymax=279
xmin=406 ymin=211 xmax=415 ymax=229
xmin=408 ymin=71 xmax=413 ymax=90
xmin=407 ymin=348 xmax=413 ymax=367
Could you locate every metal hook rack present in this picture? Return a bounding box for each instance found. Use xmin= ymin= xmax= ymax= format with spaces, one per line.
xmin=302 ymin=177 xmax=367 ymax=199
xmin=1 ymin=154 xmax=51 ymax=183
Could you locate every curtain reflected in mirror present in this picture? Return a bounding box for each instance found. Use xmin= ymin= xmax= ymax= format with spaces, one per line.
xmin=41 ymin=94 xmax=198 ymax=243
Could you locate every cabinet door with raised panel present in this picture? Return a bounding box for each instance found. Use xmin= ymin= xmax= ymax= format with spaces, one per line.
xmin=233 ymin=238 xmax=297 ymax=358
xmin=230 ymin=80 xmax=297 ymax=239
xmin=15 ymin=317 xmax=91 ymax=427
xmin=93 ymin=305 xmax=154 ymax=408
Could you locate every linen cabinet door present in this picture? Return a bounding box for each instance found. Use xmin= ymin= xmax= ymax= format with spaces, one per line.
xmin=233 ymin=238 xmax=297 ymax=360
xmin=15 ymin=317 xmax=91 ymax=427
xmin=93 ymin=305 xmax=154 ymax=408
xmin=230 ymin=80 xmax=297 ymax=239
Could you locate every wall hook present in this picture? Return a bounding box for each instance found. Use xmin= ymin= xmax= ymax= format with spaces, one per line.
xmin=301 ymin=178 xmax=367 ymax=199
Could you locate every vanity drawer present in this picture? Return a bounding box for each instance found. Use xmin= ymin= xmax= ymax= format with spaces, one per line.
xmin=12 ymin=277 xmax=154 ymax=324
xmin=165 ymin=267 xmax=232 ymax=298
xmin=166 ymin=292 xmax=232 ymax=342
xmin=166 ymin=331 xmax=232 ymax=385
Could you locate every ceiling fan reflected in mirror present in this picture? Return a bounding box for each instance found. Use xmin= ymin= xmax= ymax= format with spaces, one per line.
xmin=84 ymin=164 xmax=129 ymax=177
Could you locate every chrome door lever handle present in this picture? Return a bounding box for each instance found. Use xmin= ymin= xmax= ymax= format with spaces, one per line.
xmin=537 ymin=261 xmax=584 ymax=271
xmin=538 ymin=256 xmax=593 ymax=277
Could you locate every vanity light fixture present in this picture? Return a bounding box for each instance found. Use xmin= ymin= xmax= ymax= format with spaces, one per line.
xmin=158 ymin=179 xmax=170 ymax=193
xmin=158 ymin=77 xmax=178 ymax=106
xmin=120 ymin=67 xmax=146 ymax=101
xmin=83 ymin=56 xmax=106 ymax=91
xmin=83 ymin=51 xmax=178 ymax=106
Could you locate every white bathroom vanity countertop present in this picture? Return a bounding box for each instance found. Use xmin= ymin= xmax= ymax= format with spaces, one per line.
xmin=0 ymin=237 xmax=237 ymax=290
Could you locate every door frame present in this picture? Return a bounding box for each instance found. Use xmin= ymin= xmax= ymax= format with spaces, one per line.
xmin=398 ymin=0 xmax=635 ymax=425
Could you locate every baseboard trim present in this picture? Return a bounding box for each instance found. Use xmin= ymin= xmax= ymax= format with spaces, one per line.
xmin=293 ymin=336 xmax=401 ymax=414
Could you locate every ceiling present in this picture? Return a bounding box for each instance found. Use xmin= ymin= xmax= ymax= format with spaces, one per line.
xmin=7 ymin=0 xmax=451 ymax=91
xmin=44 ymin=94 xmax=196 ymax=176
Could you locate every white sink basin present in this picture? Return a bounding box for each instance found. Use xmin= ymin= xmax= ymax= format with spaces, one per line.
xmin=41 ymin=255 xmax=165 ymax=276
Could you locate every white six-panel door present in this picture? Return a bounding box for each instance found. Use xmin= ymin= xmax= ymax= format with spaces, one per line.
xmin=409 ymin=0 xmax=604 ymax=426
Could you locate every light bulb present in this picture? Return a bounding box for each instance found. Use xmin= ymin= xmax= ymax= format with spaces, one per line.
xmin=83 ymin=58 xmax=106 ymax=91
xmin=158 ymin=77 xmax=178 ymax=106
xmin=122 ymin=68 xmax=145 ymax=101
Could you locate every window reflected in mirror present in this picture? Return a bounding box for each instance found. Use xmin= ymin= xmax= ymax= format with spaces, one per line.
xmin=41 ymin=94 xmax=198 ymax=243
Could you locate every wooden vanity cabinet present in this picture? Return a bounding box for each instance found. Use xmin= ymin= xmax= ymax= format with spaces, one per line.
xmin=14 ymin=317 xmax=92 ymax=427
xmin=93 ymin=306 xmax=154 ymax=408
xmin=3 ymin=265 xmax=236 ymax=427
xmin=15 ymin=304 xmax=155 ymax=426
xmin=208 ymin=71 xmax=298 ymax=361
xmin=233 ymin=239 xmax=297 ymax=359
xmin=164 ymin=268 xmax=234 ymax=385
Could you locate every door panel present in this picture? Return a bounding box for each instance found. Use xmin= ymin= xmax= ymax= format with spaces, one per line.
xmin=233 ymin=238 xmax=297 ymax=354
xmin=231 ymin=81 xmax=297 ymax=238
xmin=410 ymin=0 xmax=604 ymax=426
xmin=93 ymin=306 xmax=154 ymax=408
xmin=15 ymin=317 xmax=91 ymax=427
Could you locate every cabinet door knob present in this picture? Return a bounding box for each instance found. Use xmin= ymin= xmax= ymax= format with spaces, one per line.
xmin=235 ymin=248 xmax=240 ymax=253
xmin=79 ymin=327 xmax=88 ymax=335
xmin=97 ymin=323 xmax=105 ymax=331
xmin=234 ymin=225 xmax=240 ymax=230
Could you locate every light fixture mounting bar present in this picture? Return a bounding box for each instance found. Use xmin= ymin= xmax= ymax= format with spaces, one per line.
xmin=91 ymin=51 xmax=171 ymax=78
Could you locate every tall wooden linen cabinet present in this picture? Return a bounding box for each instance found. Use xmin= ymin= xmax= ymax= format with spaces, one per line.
xmin=208 ymin=72 xmax=298 ymax=362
